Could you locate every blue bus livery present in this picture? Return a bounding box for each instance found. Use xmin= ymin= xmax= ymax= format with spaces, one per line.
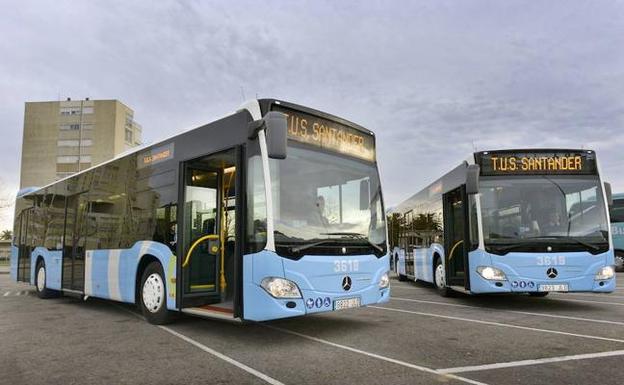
xmin=11 ymin=99 xmax=390 ymax=324
xmin=388 ymin=149 xmax=616 ymax=296
xmin=610 ymin=192 xmax=624 ymax=271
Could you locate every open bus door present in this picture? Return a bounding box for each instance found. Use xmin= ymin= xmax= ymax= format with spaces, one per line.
xmin=178 ymin=148 xmax=240 ymax=319
xmin=442 ymin=186 xmax=471 ymax=291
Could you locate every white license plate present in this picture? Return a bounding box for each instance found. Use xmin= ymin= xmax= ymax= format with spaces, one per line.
xmin=538 ymin=284 xmax=569 ymax=292
xmin=334 ymin=297 xmax=361 ymax=310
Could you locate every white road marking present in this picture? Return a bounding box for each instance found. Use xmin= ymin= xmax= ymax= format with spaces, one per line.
xmin=369 ymin=306 xmax=624 ymax=344
xmin=159 ymin=326 xmax=286 ymax=385
xmin=437 ymin=349 xmax=624 ymax=374
xmin=110 ymin=304 xmax=285 ymax=385
xmin=265 ymin=324 xmax=489 ymax=385
xmin=544 ymin=297 xmax=624 ymax=307
xmin=16 ymin=291 xmax=22 ymax=296
xmin=551 ymin=292 xmax=624 ymax=300
xmin=3 ymin=291 xmax=10 ymax=296
xmin=391 ymin=297 xmax=624 ymax=326
xmin=390 ymin=285 xmax=624 ymax=306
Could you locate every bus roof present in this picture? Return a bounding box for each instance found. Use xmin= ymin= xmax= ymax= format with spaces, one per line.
xmin=18 ymin=98 xmax=375 ymax=199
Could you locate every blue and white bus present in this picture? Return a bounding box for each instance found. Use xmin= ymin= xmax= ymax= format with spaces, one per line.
xmin=389 ymin=149 xmax=616 ymax=296
xmin=11 ymin=99 xmax=390 ymax=324
xmin=610 ymin=193 xmax=624 ymax=271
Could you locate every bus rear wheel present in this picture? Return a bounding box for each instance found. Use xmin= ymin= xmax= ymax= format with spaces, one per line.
xmin=35 ymin=260 xmax=59 ymax=299
xmin=434 ymin=258 xmax=452 ymax=297
xmin=139 ymin=262 xmax=175 ymax=325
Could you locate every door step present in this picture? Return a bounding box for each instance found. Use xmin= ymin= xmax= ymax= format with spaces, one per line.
xmin=181 ymin=306 xmax=239 ymax=322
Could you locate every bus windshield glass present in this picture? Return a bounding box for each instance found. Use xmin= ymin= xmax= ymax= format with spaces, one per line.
xmin=479 ymin=176 xmax=609 ymax=254
xmin=265 ymin=145 xmax=386 ymax=256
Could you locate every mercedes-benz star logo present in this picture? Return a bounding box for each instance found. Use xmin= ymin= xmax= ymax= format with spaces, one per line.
xmin=546 ymin=267 xmax=558 ymax=279
xmin=342 ymin=276 xmax=352 ymax=291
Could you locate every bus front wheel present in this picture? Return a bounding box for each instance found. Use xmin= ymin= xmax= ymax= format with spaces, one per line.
xmin=35 ymin=260 xmax=59 ymax=299
xmin=139 ymin=262 xmax=175 ymax=325
xmin=434 ymin=258 xmax=452 ymax=297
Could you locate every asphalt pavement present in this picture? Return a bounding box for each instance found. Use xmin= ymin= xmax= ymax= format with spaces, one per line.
xmin=1 ymin=272 xmax=623 ymax=385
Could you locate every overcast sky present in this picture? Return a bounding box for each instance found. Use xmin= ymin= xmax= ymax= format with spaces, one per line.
xmin=1 ymin=0 xmax=623 ymax=229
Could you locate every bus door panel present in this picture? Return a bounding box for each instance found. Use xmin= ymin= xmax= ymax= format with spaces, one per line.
xmin=16 ymin=208 xmax=33 ymax=283
xmin=180 ymin=148 xmax=238 ymax=309
xmin=443 ymin=186 xmax=470 ymax=289
xmin=62 ymin=192 xmax=88 ymax=292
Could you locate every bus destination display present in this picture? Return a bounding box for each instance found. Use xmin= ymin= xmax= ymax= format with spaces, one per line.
xmin=476 ymin=151 xmax=597 ymax=176
xmin=272 ymin=105 xmax=375 ymax=162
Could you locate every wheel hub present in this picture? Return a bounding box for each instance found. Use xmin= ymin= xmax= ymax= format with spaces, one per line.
xmin=37 ymin=266 xmax=45 ymax=292
xmin=142 ymin=273 xmax=164 ymax=313
xmin=435 ymin=264 xmax=446 ymax=289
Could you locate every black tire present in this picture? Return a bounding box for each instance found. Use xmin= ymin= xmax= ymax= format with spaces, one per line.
xmin=433 ymin=257 xmax=453 ymax=297
xmin=35 ymin=260 xmax=59 ymax=299
xmin=529 ymin=292 xmax=549 ymax=297
xmin=139 ymin=261 xmax=175 ymax=325
xmin=615 ymin=251 xmax=624 ymax=272
xmin=398 ymin=273 xmax=407 ymax=282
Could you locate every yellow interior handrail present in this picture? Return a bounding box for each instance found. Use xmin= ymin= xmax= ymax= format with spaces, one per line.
xmin=182 ymin=234 xmax=220 ymax=268
xmin=447 ymin=240 xmax=464 ymax=262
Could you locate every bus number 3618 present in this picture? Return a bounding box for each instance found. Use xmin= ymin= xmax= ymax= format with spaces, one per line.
xmin=334 ymin=260 xmax=359 ymax=273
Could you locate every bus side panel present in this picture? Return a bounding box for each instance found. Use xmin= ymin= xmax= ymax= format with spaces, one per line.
xmin=30 ymin=247 xmax=62 ymax=290
xmin=83 ymin=241 xmax=177 ymax=310
xmin=393 ymin=247 xmax=406 ymax=277
xmin=10 ymin=245 xmax=18 ymax=281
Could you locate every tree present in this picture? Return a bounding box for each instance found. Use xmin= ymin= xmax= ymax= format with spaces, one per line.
xmin=1 ymin=230 xmax=11 ymax=240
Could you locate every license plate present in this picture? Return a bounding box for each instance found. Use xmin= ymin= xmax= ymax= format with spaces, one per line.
xmin=334 ymin=297 xmax=361 ymax=310
xmin=538 ymin=284 xmax=569 ymax=292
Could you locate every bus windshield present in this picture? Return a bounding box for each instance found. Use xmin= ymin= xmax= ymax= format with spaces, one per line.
xmin=248 ymin=145 xmax=386 ymax=257
xmin=479 ymin=176 xmax=609 ymax=254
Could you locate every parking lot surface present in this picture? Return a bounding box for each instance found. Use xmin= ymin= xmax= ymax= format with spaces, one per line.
xmin=1 ymin=272 xmax=623 ymax=385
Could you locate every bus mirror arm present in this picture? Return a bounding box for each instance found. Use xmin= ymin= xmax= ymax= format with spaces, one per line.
xmin=466 ymin=164 xmax=480 ymax=195
xmin=248 ymin=111 xmax=288 ymax=160
xmin=604 ymin=182 xmax=613 ymax=207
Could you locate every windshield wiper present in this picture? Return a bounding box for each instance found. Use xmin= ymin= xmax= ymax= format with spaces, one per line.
xmin=321 ymin=232 xmax=385 ymax=253
xmin=290 ymin=238 xmax=344 ymax=254
xmin=525 ymin=236 xmax=602 ymax=251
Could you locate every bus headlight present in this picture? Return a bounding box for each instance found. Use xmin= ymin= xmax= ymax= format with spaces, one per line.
xmin=595 ymin=266 xmax=615 ymax=281
xmin=260 ymin=277 xmax=302 ymax=298
xmin=379 ymin=272 xmax=390 ymax=288
xmin=477 ymin=266 xmax=507 ymax=281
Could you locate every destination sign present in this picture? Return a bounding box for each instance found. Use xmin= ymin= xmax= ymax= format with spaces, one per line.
xmin=137 ymin=143 xmax=174 ymax=169
xmin=476 ymin=150 xmax=597 ymax=176
xmin=272 ymin=105 xmax=375 ymax=162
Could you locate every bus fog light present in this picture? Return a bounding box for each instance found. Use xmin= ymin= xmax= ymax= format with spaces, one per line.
xmin=261 ymin=277 xmax=302 ymax=298
xmin=595 ymin=266 xmax=614 ymax=281
xmin=379 ymin=272 xmax=390 ymax=288
xmin=477 ymin=266 xmax=507 ymax=281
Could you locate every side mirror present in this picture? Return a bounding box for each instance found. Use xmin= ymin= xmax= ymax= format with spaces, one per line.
xmin=360 ymin=179 xmax=370 ymax=210
xmin=466 ymin=164 xmax=480 ymax=195
xmin=604 ymin=182 xmax=613 ymax=207
xmin=264 ymin=111 xmax=287 ymax=159
xmin=248 ymin=111 xmax=288 ymax=159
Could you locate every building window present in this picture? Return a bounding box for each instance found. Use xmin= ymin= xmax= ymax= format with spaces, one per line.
xmin=82 ymin=107 xmax=94 ymax=114
xmin=60 ymin=107 xmax=81 ymax=115
xmin=57 ymin=139 xmax=92 ymax=147
xmin=60 ymin=124 xmax=81 ymax=130
xmin=57 ymin=155 xmax=92 ymax=164
xmin=125 ymin=128 xmax=133 ymax=143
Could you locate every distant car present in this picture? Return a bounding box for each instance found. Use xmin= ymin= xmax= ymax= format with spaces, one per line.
xmin=611 ymin=193 xmax=624 ymax=272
